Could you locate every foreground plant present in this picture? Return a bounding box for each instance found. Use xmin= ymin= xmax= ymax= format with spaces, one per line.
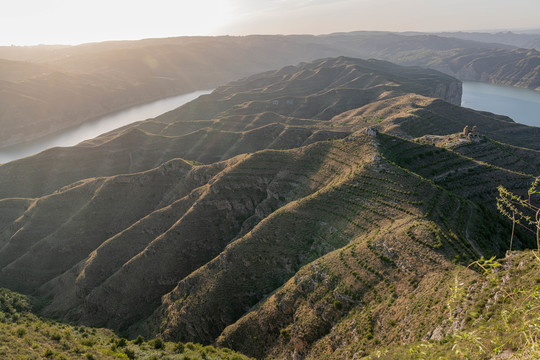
xmin=497 ymin=176 xmax=540 ymax=250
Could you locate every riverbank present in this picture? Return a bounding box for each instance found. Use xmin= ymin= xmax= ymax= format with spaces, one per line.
xmin=0 ymin=90 xmax=211 ymax=164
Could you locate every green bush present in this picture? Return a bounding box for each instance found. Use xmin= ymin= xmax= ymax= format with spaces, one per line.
xmin=133 ymin=335 xmax=144 ymax=345
xmin=173 ymin=342 xmax=185 ymax=353
xmin=124 ymin=348 xmax=136 ymax=359
xmin=15 ymin=327 xmax=26 ymax=338
xmin=151 ymin=337 xmax=164 ymax=349
xmin=80 ymin=337 xmax=96 ymax=347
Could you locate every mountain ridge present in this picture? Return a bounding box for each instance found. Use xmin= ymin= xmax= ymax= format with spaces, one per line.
xmin=0 ymin=56 xmax=538 ymax=359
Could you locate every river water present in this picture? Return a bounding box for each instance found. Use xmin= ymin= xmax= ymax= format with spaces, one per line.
xmin=462 ymin=81 xmax=540 ymax=127
xmin=0 ymin=90 xmax=211 ymax=164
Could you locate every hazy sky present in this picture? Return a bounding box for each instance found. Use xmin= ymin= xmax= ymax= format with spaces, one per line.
xmin=2 ymin=0 xmax=540 ymax=46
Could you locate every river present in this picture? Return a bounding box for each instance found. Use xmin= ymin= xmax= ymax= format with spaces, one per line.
xmin=462 ymin=81 xmax=540 ymax=127
xmin=0 ymin=90 xmax=212 ymax=164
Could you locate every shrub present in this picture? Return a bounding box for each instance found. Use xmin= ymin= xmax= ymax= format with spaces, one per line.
xmin=152 ymin=337 xmax=164 ymax=349
xmin=124 ymin=348 xmax=136 ymax=359
xmin=133 ymin=335 xmax=144 ymax=345
xmin=80 ymin=337 xmax=96 ymax=347
xmin=173 ymin=342 xmax=185 ymax=353
xmin=117 ymin=338 xmax=127 ymax=347
xmin=15 ymin=327 xmax=26 ymax=338
xmin=43 ymin=349 xmax=54 ymax=358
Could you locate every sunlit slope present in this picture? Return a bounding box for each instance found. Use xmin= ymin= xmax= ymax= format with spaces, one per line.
xmin=0 ymin=56 xmax=460 ymax=199
xmin=0 ymin=36 xmax=341 ymax=148
xmin=332 ymin=93 xmax=540 ymax=150
xmin=0 ymin=124 xmax=347 ymax=199
xmin=0 ymin=287 xmax=252 ymax=360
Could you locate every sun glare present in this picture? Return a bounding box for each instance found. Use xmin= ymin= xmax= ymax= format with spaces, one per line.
xmin=1 ymin=0 xmax=234 ymax=46
xmin=164 ymin=0 xmax=234 ymax=36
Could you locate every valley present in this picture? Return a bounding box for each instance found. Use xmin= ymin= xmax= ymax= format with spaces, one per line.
xmin=2 ymin=31 xmax=540 ymax=149
xmin=0 ymin=56 xmax=538 ymax=359
xmin=0 ymin=89 xmax=210 ymax=164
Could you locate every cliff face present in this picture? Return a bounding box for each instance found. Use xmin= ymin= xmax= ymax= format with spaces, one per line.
xmin=430 ymin=79 xmax=462 ymax=106
xmin=0 ymin=57 xmax=537 ymax=359
xmin=449 ymin=49 xmax=540 ymax=90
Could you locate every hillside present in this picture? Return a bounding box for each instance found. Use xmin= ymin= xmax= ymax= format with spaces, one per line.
xmin=0 ymin=288 xmax=251 ymax=359
xmin=0 ymin=57 xmax=538 ymax=359
xmin=1 ymin=31 xmax=540 ymax=149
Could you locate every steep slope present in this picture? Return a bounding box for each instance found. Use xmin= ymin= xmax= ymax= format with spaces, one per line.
xmin=0 ymin=57 xmax=538 ymax=359
xmin=346 ymin=250 xmax=540 ymax=359
xmin=148 ymin=145 xmax=512 ymax=353
xmin=0 ymin=158 xmax=224 ymax=292
xmin=398 ymin=48 xmax=540 ymax=90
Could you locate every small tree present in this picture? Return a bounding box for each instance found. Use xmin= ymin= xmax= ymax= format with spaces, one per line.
xmin=497 ymin=177 xmax=540 ymax=250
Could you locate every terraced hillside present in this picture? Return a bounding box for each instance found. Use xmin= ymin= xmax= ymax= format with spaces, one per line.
xmin=0 ymin=57 xmax=538 ymax=359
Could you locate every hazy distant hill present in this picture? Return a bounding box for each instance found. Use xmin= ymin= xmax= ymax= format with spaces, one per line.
xmin=0 ymin=57 xmax=538 ymax=359
xmin=1 ymin=31 xmax=540 ymax=149
xmin=434 ymin=31 xmax=540 ymax=51
xmin=0 ymin=36 xmax=342 ymax=148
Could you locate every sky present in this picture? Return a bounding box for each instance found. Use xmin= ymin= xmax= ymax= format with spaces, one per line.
xmin=1 ymin=0 xmax=540 ymax=46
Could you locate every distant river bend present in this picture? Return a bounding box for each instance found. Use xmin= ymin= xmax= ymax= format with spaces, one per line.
xmin=0 ymin=90 xmax=212 ymax=164
xmin=462 ymin=81 xmax=540 ymax=128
